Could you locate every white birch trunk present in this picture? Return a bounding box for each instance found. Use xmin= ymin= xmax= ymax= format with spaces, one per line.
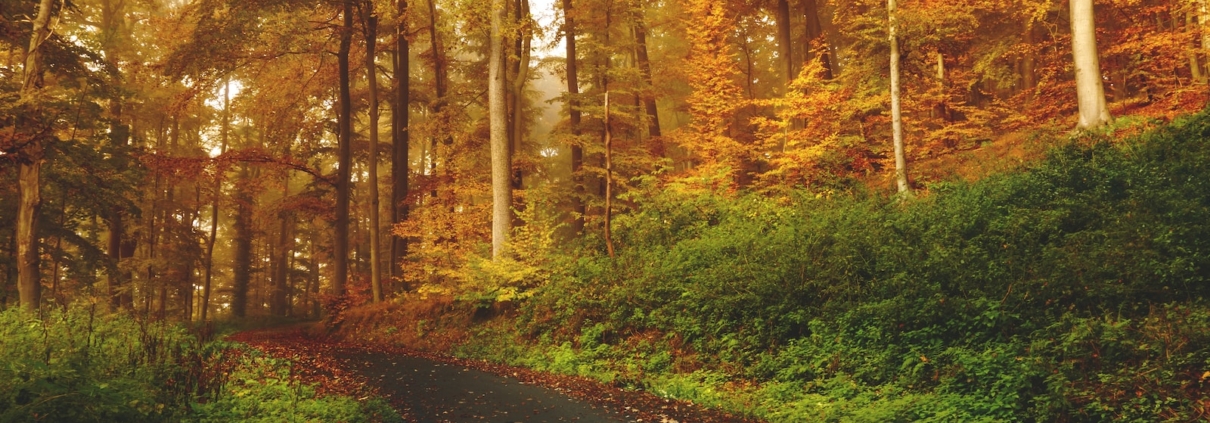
xmin=490 ymin=0 xmax=512 ymax=259
xmin=1069 ymin=0 xmax=1111 ymax=129
xmin=889 ymin=0 xmax=910 ymax=195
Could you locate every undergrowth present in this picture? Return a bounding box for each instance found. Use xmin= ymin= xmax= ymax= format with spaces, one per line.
xmin=439 ymin=110 xmax=1210 ymax=421
xmin=0 ymin=304 xmax=400 ymax=422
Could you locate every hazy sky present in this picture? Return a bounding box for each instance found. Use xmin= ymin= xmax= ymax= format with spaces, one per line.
xmin=529 ymin=0 xmax=566 ymax=58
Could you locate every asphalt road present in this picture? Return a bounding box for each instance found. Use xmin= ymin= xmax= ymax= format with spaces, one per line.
xmin=334 ymin=349 xmax=625 ymax=422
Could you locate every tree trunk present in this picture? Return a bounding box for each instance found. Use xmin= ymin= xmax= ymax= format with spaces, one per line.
xmin=1202 ymin=0 xmax=1209 ymax=64
xmin=511 ymin=0 xmax=532 ymax=190
xmin=803 ymin=0 xmax=834 ymax=79
xmin=1069 ymin=0 xmax=1111 ymax=129
xmin=1022 ymin=22 xmax=1038 ymax=98
xmin=16 ymin=0 xmax=56 ymax=313
xmin=603 ymin=92 xmax=615 ymax=258
xmin=562 ymin=0 xmax=585 ymax=235
xmin=391 ymin=0 xmax=410 ymax=286
xmin=271 ymin=177 xmax=293 ymax=316
xmin=889 ymin=0 xmax=910 ymax=195
xmin=427 ymin=0 xmax=448 ymax=201
xmin=335 ymin=0 xmax=354 ymax=296
xmin=1188 ymin=9 xmax=1206 ymax=84
xmin=365 ymin=7 xmax=384 ymax=303
xmin=490 ymin=0 xmax=511 ymax=259
xmin=201 ymin=82 xmax=230 ymax=322
xmin=775 ymin=0 xmax=794 ymax=86
xmin=632 ymin=6 xmax=662 ymax=153
xmin=231 ymin=166 xmax=252 ymax=318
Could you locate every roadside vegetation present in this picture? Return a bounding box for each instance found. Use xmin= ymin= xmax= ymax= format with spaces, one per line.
xmin=336 ymin=109 xmax=1210 ymax=422
xmin=0 ymin=305 xmax=400 ymax=422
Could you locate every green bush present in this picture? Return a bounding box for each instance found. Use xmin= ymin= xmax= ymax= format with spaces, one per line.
xmin=0 ymin=305 xmax=401 ymax=423
xmin=503 ymin=109 xmax=1210 ymax=421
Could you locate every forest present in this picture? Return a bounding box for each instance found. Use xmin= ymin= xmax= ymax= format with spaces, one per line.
xmin=2 ymin=0 xmax=1210 ymax=421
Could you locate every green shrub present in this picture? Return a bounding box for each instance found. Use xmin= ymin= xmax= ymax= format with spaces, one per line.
xmin=0 ymin=305 xmax=401 ymax=423
xmin=495 ymin=109 xmax=1210 ymax=421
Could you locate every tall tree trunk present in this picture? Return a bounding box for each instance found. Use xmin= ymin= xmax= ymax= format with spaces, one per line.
xmin=1022 ymin=22 xmax=1038 ymax=98
xmin=427 ymin=0 xmax=448 ymax=201
xmin=490 ymin=0 xmax=511 ymax=259
xmin=16 ymin=0 xmax=57 ymax=312
xmin=775 ymin=0 xmax=794 ymax=87
xmin=803 ymin=0 xmax=834 ymax=79
xmin=1202 ymin=0 xmax=1209 ymax=64
xmin=632 ymin=6 xmax=662 ymax=153
xmin=231 ymin=166 xmax=252 ymax=318
xmin=603 ymin=92 xmax=615 ymax=258
xmin=889 ymin=0 xmax=910 ymax=195
xmin=391 ymin=0 xmax=410 ymax=287
xmin=365 ymin=7 xmax=384 ymax=303
xmin=334 ymin=0 xmax=354 ymax=296
xmin=201 ymin=82 xmax=230 ymax=322
xmin=1188 ymin=9 xmax=1206 ymax=84
xmin=511 ymin=0 xmax=532 ymax=190
xmin=1069 ymin=0 xmax=1111 ymax=129
xmin=562 ymin=0 xmax=585 ymax=235
xmin=271 ymin=176 xmax=292 ymax=316
xmin=107 ymin=210 xmax=124 ymax=309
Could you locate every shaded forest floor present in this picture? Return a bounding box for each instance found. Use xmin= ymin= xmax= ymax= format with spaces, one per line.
xmin=232 ymin=325 xmax=760 ymax=422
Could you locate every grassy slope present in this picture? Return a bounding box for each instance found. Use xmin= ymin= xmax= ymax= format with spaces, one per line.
xmin=337 ymin=109 xmax=1210 ymax=422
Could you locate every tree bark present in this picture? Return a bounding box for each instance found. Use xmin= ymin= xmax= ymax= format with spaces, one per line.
xmin=1188 ymin=9 xmax=1206 ymax=84
xmin=201 ymin=83 xmax=229 ymax=322
xmin=775 ymin=0 xmax=794 ymax=86
xmin=271 ymin=176 xmax=293 ymax=316
xmin=603 ymin=92 xmax=614 ymax=258
xmin=16 ymin=0 xmax=57 ymax=312
xmin=511 ymin=0 xmax=532 ymax=190
xmin=335 ymin=0 xmax=354 ymax=296
xmin=231 ymin=166 xmax=252 ymax=318
xmin=365 ymin=6 xmax=384 ymax=303
xmin=889 ymin=0 xmax=910 ymax=195
xmin=803 ymin=0 xmax=834 ymax=79
xmin=1202 ymin=0 xmax=1209 ymax=63
xmin=632 ymin=6 xmax=662 ymax=150
xmin=562 ymin=0 xmax=585 ymax=235
xmin=1022 ymin=22 xmax=1038 ymax=98
xmin=391 ymin=0 xmax=410 ymax=286
xmin=1069 ymin=0 xmax=1111 ymax=129
xmin=427 ymin=0 xmax=448 ymax=202
xmin=490 ymin=0 xmax=512 ymax=259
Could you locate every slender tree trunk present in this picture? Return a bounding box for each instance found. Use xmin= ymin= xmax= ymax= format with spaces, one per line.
xmin=1023 ymin=22 xmax=1038 ymax=98
xmin=16 ymin=0 xmax=56 ymax=313
xmin=632 ymin=7 xmax=662 ymax=153
xmin=490 ymin=0 xmax=511 ymax=259
xmin=231 ymin=166 xmax=252 ymax=318
xmin=1188 ymin=9 xmax=1206 ymax=84
xmin=804 ymin=0 xmax=834 ymax=79
xmin=889 ymin=0 xmax=910 ymax=195
xmin=427 ymin=0 xmax=448 ymax=202
xmin=562 ymin=0 xmax=585 ymax=235
xmin=1201 ymin=0 xmax=1209 ymax=64
xmin=511 ymin=0 xmax=532 ymax=190
xmin=271 ymin=176 xmax=292 ymax=316
xmin=334 ymin=0 xmax=354 ymax=296
xmin=775 ymin=0 xmax=794 ymax=86
xmin=201 ymin=83 xmax=230 ymax=322
xmin=391 ymin=0 xmax=410 ymax=286
xmin=603 ymin=92 xmax=615 ymax=258
xmin=1069 ymin=0 xmax=1111 ymax=129
xmin=364 ymin=8 xmax=384 ymax=303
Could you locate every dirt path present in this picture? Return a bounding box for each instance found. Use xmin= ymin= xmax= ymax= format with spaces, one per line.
xmin=230 ymin=328 xmax=757 ymax=423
